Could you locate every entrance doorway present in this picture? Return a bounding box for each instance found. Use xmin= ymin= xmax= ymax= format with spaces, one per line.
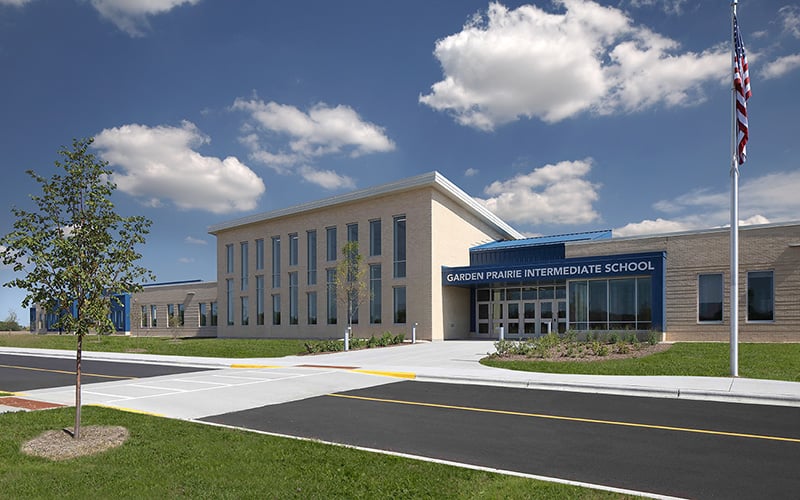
xmin=476 ymin=286 xmax=566 ymax=338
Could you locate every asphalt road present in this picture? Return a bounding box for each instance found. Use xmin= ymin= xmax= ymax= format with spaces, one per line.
xmin=0 ymin=353 xmax=210 ymax=392
xmin=203 ymin=380 xmax=800 ymax=500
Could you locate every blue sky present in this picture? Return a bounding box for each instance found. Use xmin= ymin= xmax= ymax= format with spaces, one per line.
xmin=1 ymin=0 xmax=799 ymax=324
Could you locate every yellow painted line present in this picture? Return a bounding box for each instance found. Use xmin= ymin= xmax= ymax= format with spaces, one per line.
xmin=327 ymin=393 xmax=800 ymax=444
xmin=0 ymin=363 xmax=136 ymax=380
xmin=90 ymin=404 xmax=165 ymax=417
xmin=230 ymin=364 xmax=283 ymax=369
xmin=350 ymin=369 xmax=417 ymax=379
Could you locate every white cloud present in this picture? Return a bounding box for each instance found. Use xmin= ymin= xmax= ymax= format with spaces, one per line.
xmin=615 ymin=170 xmax=800 ymax=236
xmin=184 ymin=236 xmax=207 ymax=245
xmin=177 ymin=257 xmax=195 ymax=264
xmin=780 ymin=5 xmax=800 ymax=39
xmin=626 ymin=0 xmax=688 ymax=16
xmin=93 ymin=121 xmax=265 ymax=214
xmin=762 ymin=53 xmax=800 ymax=79
xmin=420 ymin=0 xmax=728 ymax=130
xmin=0 ymin=0 xmax=33 ymax=6
xmin=90 ymin=0 xmax=201 ymax=37
xmin=476 ymin=159 xmax=600 ymax=225
xmin=232 ymin=98 xmax=395 ymax=189
xmin=464 ymin=168 xmax=479 ymax=177
xmin=298 ymin=166 xmax=356 ymax=190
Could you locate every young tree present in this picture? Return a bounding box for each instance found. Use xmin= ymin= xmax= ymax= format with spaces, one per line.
xmin=335 ymin=240 xmax=367 ymax=340
xmin=0 ymin=138 xmax=154 ymax=439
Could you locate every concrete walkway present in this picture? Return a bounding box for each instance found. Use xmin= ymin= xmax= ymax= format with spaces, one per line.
xmin=2 ymin=341 xmax=800 ymax=418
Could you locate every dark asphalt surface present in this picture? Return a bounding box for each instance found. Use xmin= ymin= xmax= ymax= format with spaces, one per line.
xmin=203 ymin=380 xmax=800 ymax=499
xmin=0 ymin=353 xmax=210 ymax=392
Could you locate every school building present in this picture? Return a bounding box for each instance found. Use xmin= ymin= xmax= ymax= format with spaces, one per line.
xmin=30 ymin=171 xmax=800 ymax=342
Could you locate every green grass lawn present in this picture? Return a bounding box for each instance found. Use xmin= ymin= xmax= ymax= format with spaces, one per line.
xmin=482 ymin=342 xmax=800 ymax=382
xmin=0 ymin=333 xmax=307 ymax=358
xmin=0 ymin=406 xmax=630 ymax=499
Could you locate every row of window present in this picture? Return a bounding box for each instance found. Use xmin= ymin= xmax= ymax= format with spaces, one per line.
xmin=138 ymin=303 xmax=218 ymax=329
xmin=225 ymin=216 xmax=407 ymax=289
xmin=226 ymin=274 xmax=407 ymax=327
xmin=698 ymin=270 xmax=774 ymax=323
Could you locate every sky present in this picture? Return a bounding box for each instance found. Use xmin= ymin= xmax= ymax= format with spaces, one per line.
xmin=1 ymin=0 xmax=799 ymax=325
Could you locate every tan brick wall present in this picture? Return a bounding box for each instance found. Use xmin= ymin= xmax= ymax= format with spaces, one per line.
xmin=567 ymin=224 xmax=800 ymax=342
xmin=131 ymin=281 xmax=217 ymax=338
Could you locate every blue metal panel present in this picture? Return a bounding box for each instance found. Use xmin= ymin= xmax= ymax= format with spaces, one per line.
xmin=470 ymin=244 xmax=565 ymax=266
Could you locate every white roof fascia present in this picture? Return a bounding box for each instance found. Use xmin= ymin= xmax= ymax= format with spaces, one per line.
xmin=208 ymin=171 xmax=523 ymax=240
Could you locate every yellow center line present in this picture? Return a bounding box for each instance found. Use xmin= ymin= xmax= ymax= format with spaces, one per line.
xmin=327 ymin=393 xmax=800 ymax=444
xmin=0 ymin=363 xmax=137 ymax=380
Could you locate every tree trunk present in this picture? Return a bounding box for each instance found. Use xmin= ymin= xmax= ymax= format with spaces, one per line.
xmin=74 ymin=333 xmax=82 ymax=439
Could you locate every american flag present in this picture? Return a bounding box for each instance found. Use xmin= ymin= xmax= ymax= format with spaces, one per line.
xmin=733 ymin=13 xmax=751 ymax=165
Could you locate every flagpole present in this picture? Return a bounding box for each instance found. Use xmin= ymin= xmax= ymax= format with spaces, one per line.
xmin=729 ymin=0 xmax=740 ymax=378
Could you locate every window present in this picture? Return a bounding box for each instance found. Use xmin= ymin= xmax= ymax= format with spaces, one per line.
xmin=608 ymin=278 xmax=635 ymax=329
xmin=393 ymin=215 xmax=406 ymax=278
xmin=272 ymin=294 xmax=281 ymax=325
xmin=178 ymin=303 xmax=185 ymax=327
xmin=748 ymin=271 xmax=774 ymax=321
xmin=307 ymin=291 xmax=318 ymax=325
xmin=271 ymin=236 xmax=281 ymax=288
xmin=370 ymin=264 xmax=382 ymax=324
xmin=168 ymin=304 xmax=175 ymax=326
xmin=698 ymin=274 xmax=723 ymax=322
xmin=326 ymin=227 xmax=337 ymax=261
xmin=225 ymin=244 xmax=234 ymax=274
xmin=588 ymin=281 xmax=607 ymax=329
xmin=141 ymin=305 xmax=149 ymax=328
xmin=226 ymin=279 xmax=234 ymax=326
xmin=240 ymin=242 xmax=249 ymax=291
xmin=347 ymin=223 xmax=358 ymax=243
xmin=327 ymin=268 xmax=337 ymax=324
xmin=151 ymin=305 xmax=158 ymax=328
xmin=256 ymin=239 xmax=264 ymax=270
xmin=199 ymin=303 xmax=207 ymax=327
xmin=289 ymin=271 xmax=298 ymax=325
xmin=241 ymin=297 xmax=249 ymax=326
xmin=569 ymin=277 xmax=652 ymax=331
xmin=307 ymin=230 xmax=317 ymax=285
xmin=369 ymin=219 xmax=381 ymax=256
xmin=256 ymin=275 xmax=265 ymax=325
xmin=210 ymin=302 xmax=218 ymax=326
xmin=289 ymin=233 xmax=299 ymax=266
xmin=393 ymin=286 xmax=406 ymax=323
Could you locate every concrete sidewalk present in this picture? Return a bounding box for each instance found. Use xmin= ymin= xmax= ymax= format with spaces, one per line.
xmin=2 ymin=341 xmax=800 ymax=418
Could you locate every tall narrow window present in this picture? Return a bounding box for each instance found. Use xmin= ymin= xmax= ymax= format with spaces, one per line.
xmin=225 ymin=244 xmax=234 ymax=274
xmin=272 ymin=294 xmax=281 ymax=325
xmin=747 ymin=271 xmax=774 ymax=321
xmin=226 ymin=279 xmax=234 ymax=326
xmin=289 ymin=233 xmax=299 ymax=266
xmin=393 ymin=286 xmax=406 ymax=323
xmin=698 ymin=274 xmax=723 ymax=322
xmin=289 ymin=271 xmax=298 ymax=325
xmin=256 ymin=238 xmax=264 ymax=270
xmin=307 ymin=291 xmax=317 ymax=325
xmin=240 ymin=241 xmax=249 ymax=291
xmin=370 ymin=264 xmax=382 ymax=324
xmin=347 ymin=223 xmax=358 ymax=243
xmin=326 ymin=268 xmax=337 ymax=324
xmin=271 ymin=236 xmax=281 ymax=288
xmin=151 ymin=305 xmax=158 ymax=328
xmin=588 ymin=281 xmax=608 ymax=330
xmin=307 ymin=230 xmax=317 ymax=285
xmin=393 ymin=215 xmax=406 ymax=278
xmin=326 ymin=227 xmax=337 ymax=261
xmin=199 ymin=303 xmax=207 ymax=327
xmin=369 ymin=219 xmax=381 ymax=256
xmin=141 ymin=305 xmax=149 ymax=328
xmin=178 ymin=303 xmax=185 ymax=327
xmin=240 ymin=297 xmax=249 ymax=326
xmin=168 ymin=304 xmax=175 ymax=326
xmin=210 ymin=302 xmax=218 ymax=326
xmin=256 ymin=275 xmax=265 ymax=325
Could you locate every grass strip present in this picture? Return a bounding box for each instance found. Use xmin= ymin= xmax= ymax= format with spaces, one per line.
xmin=482 ymin=343 xmax=800 ymax=382
xmin=0 ymin=406 xmax=631 ymax=499
xmin=0 ymin=334 xmax=307 ymax=358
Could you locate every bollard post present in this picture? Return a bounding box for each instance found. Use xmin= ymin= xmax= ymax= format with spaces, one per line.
xmin=499 ymin=325 xmax=504 ymax=341
xmin=344 ymin=327 xmax=350 ymax=351
xmin=412 ymin=323 xmax=417 ymax=344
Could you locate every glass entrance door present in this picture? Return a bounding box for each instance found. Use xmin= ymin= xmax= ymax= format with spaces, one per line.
xmin=476 ymin=286 xmax=567 ymax=338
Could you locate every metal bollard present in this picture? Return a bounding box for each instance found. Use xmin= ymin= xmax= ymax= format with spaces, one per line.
xmin=499 ymin=325 xmax=504 ymax=341
xmin=344 ymin=327 xmax=350 ymax=351
xmin=412 ymin=323 xmax=418 ymax=344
